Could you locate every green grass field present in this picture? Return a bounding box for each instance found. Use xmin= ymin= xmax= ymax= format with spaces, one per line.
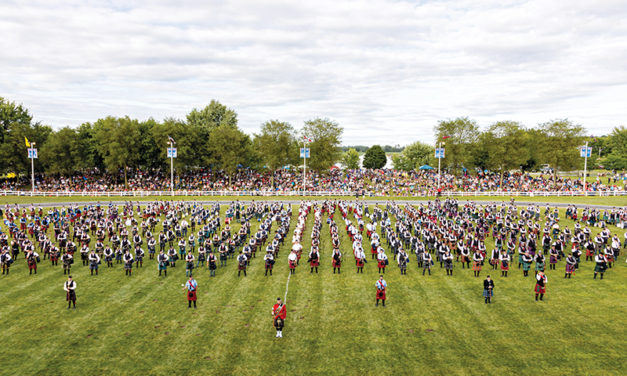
xmin=1 ymin=204 xmax=626 ymax=375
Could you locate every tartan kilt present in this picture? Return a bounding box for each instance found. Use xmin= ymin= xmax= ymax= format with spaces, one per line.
xmin=461 ymin=256 xmax=469 ymax=263
xmin=535 ymin=262 xmax=545 ymax=271
xmin=483 ymin=289 xmax=493 ymax=298
xmin=377 ymin=260 xmax=386 ymax=268
xmin=187 ymin=290 xmax=197 ymax=301
xmin=472 ymin=261 xmax=482 ymax=271
xmin=310 ymin=259 xmax=319 ymax=267
xmin=289 ymin=260 xmax=296 ymax=269
xmin=594 ymin=264 xmax=606 ymax=273
xmin=376 ymin=289 xmax=386 ymax=300
xmin=444 ymin=262 xmax=453 ymax=270
xmin=585 ymin=249 xmax=595 ymax=257
xmin=238 ymin=262 xmax=247 ymax=270
xmin=565 ymin=264 xmax=575 ymax=273
xmin=550 ymin=256 xmax=558 ymax=264
xmin=534 ymin=284 xmax=546 ymax=294
xmin=332 ymin=259 xmax=341 ymax=268
xmin=500 ymin=260 xmax=509 ymax=271
xmin=356 ymin=259 xmax=364 ymax=267
xmin=490 ymin=258 xmax=499 ymax=267
xmin=522 ymin=262 xmax=531 ymax=271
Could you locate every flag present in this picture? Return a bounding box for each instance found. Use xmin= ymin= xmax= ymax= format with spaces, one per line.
xmin=303 ymin=136 xmax=312 ymax=143
xmin=442 ymin=135 xmax=450 ymax=140
xmin=25 ymin=137 xmax=30 ymax=148
xmin=167 ymin=135 xmax=175 ymax=144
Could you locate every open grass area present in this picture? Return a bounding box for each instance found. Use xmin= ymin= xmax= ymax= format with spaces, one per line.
xmin=0 ymin=194 xmax=625 ymax=206
xmin=1 ymin=204 xmax=626 ymax=375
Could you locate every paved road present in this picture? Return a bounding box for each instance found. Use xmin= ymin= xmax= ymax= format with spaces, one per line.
xmin=9 ymin=199 xmax=624 ymax=210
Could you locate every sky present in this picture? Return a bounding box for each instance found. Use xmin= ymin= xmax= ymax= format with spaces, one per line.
xmin=1 ymin=0 xmax=626 ymax=145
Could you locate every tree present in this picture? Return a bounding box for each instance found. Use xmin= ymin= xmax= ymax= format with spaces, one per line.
xmin=301 ymin=118 xmax=343 ymax=171
xmin=0 ymin=97 xmax=32 ymax=144
xmin=602 ymin=126 xmax=627 ymax=170
xmin=537 ymin=119 xmax=586 ymax=179
xmin=207 ymin=124 xmax=253 ymax=184
xmin=74 ymin=123 xmax=103 ymax=171
xmin=186 ymin=100 xmax=238 ymax=131
xmin=93 ymin=116 xmax=142 ymax=187
xmin=341 ymin=148 xmax=360 ymax=170
xmin=40 ymin=127 xmax=79 ymax=175
xmin=434 ymin=117 xmax=479 ymax=172
xmin=393 ymin=141 xmax=434 ymax=171
xmin=481 ymin=121 xmax=528 ymax=184
xmin=363 ymin=145 xmax=387 ymax=169
xmin=254 ymin=120 xmax=298 ymax=186
xmin=0 ymin=121 xmax=52 ymax=174
xmin=151 ymin=117 xmax=205 ymax=174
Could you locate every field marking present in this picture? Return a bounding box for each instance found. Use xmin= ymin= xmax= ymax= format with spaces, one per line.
xmin=284 ymin=271 xmax=291 ymax=302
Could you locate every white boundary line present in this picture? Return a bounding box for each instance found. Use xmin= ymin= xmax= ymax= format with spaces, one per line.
xmin=283 ymin=272 xmax=291 ymax=302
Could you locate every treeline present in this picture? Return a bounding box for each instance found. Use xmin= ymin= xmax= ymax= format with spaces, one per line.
xmin=1 ymin=98 xmax=625 ymax=181
xmin=0 ymin=98 xmax=343 ymax=180
xmin=341 ymin=117 xmax=627 ymax=174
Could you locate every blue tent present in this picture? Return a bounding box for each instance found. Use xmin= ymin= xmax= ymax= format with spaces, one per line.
xmin=419 ymin=165 xmax=434 ymax=170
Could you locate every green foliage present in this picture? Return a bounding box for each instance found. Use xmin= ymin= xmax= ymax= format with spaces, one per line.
xmin=340 ymin=148 xmax=360 ymax=169
xmin=480 ymin=121 xmax=528 ymax=181
xmin=208 ymin=123 xmax=253 ymax=181
xmin=0 ymin=121 xmax=52 ymax=173
xmin=393 ymin=141 xmax=434 ymax=171
xmin=40 ymin=127 xmax=80 ymax=175
xmin=93 ymin=117 xmax=142 ymax=184
xmin=186 ymin=100 xmax=238 ymax=131
xmin=434 ymin=117 xmax=479 ymax=172
xmin=254 ymin=120 xmax=299 ymax=171
xmin=0 ymin=97 xmax=33 ymax=144
xmin=538 ymin=119 xmax=586 ymax=176
xmin=302 ymin=118 xmax=343 ymax=171
xmin=363 ymin=145 xmax=387 ymax=169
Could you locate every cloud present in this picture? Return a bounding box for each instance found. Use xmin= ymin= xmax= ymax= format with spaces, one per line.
xmin=0 ymin=0 xmax=626 ymax=145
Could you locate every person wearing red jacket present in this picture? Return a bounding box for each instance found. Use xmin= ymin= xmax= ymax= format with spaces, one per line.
xmin=272 ymin=297 xmax=287 ymax=338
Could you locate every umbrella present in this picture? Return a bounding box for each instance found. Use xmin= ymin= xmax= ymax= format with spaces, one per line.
xmin=419 ymin=165 xmax=434 ymax=170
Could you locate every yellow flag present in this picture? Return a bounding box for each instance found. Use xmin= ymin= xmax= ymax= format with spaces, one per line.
xmin=25 ymin=137 xmax=30 ymax=148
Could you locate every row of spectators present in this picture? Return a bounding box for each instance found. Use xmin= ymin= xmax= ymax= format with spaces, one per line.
xmin=1 ymin=169 xmax=625 ymax=195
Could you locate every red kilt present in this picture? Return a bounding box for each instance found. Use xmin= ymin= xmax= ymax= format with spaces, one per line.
xmin=187 ymin=290 xmax=197 ymax=301
xmin=378 ymin=260 xmax=386 ymax=269
xmin=28 ymin=261 xmax=37 ymax=270
xmin=534 ymin=284 xmax=546 ymax=294
xmin=238 ymin=263 xmax=246 ymax=271
xmin=356 ymin=259 xmax=364 ymax=267
xmin=332 ymin=259 xmax=341 ymax=268
xmin=371 ymin=246 xmax=377 ymax=255
xmin=585 ymin=249 xmax=594 ymax=257
xmin=500 ymin=260 xmax=509 ymax=271
xmin=289 ymin=260 xmax=296 ymax=269
xmin=310 ymin=259 xmax=319 ymax=267
xmin=376 ymin=288 xmax=386 ymax=300
xmin=472 ymin=261 xmax=482 ymax=271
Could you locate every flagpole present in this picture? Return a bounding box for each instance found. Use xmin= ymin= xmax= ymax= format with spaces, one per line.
xmin=31 ymin=142 xmax=36 ymax=192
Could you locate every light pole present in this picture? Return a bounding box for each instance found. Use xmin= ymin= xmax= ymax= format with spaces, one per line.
xmin=435 ymin=142 xmax=445 ymax=189
xmin=581 ymin=141 xmax=590 ymax=194
xmin=301 ymin=137 xmax=310 ymax=196
xmin=167 ymin=136 xmax=176 ymax=196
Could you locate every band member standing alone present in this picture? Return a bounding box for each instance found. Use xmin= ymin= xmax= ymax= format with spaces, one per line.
xmin=184 ymin=276 xmax=198 ymax=308
xmin=535 ymin=271 xmax=547 ymax=301
xmin=483 ymin=275 xmax=494 ymax=304
xmin=375 ymin=275 xmax=387 ymax=307
xmin=64 ymin=275 xmax=77 ymax=309
xmin=272 ymin=297 xmax=287 ymax=338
